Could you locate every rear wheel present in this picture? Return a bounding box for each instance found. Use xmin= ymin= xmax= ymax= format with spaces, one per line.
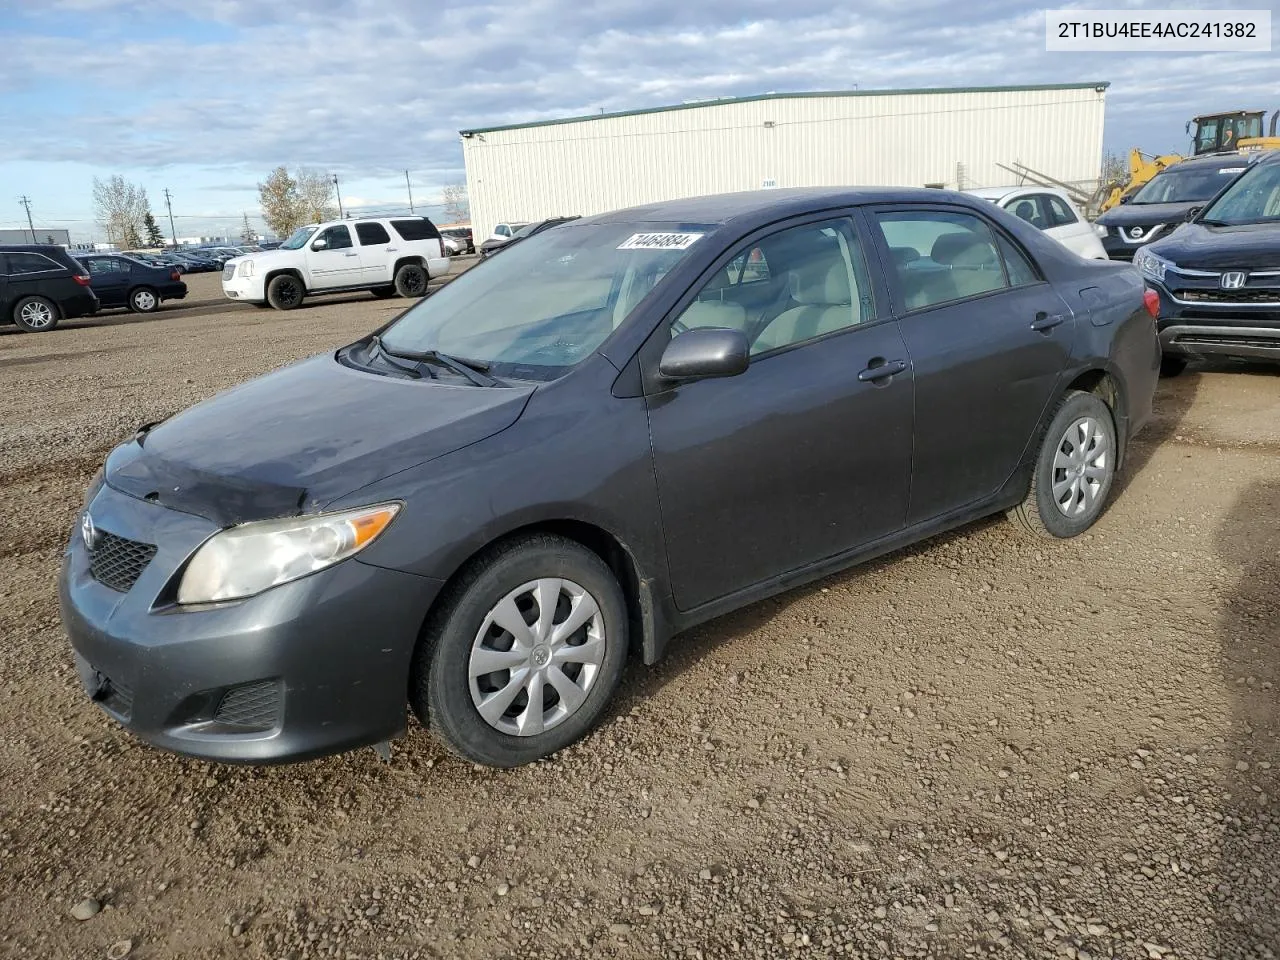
xmin=266 ymin=274 xmax=304 ymax=311
xmin=1160 ymin=355 xmax=1187 ymax=377
xmin=129 ymin=287 xmax=159 ymax=314
xmin=411 ymin=534 xmax=628 ymax=767
xmin=13 ymin=296 xmax=59 ymax=333
xmin=1008 ymin=390 xmax=1117 ymax=539
xmin=394 ymin=263 xmax=428 ymax=298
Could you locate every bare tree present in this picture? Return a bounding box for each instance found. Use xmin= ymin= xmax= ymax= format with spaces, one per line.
xmin=442 ymin=183 xmax=469 ymax=223
xmin=295 ymin=168 xmax=337 ymax=223
xmin=93 ymin=175 xmax=150 ymax=249
xmin=258 ymin=166 xmax=302 ymax=238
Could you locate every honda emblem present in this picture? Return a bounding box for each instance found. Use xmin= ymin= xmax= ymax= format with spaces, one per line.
xmin=1220 ymin=271 xmax=1247 ymax=289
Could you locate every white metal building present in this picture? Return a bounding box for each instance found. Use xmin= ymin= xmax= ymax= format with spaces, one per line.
xmin=461 ymin=82 xmax=1108 ymax=239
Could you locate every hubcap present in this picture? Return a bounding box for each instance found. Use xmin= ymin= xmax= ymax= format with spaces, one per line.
xmin=20 ymin=301 xmax=53 ymax=328
xmin=468 ymin=577 xmax=606 ymax=737
xmin=134 ymin=291 xmax=156 ymax=310
xmin=1051 ymin=416 xmax=1110 ymax=518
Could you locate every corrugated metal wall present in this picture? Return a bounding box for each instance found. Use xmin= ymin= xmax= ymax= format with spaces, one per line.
xmin=463 ymin=86 xmax=1106 ymax=239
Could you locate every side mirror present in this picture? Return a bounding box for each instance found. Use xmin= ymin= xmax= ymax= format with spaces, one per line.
xmin=658 ymin=327 xmax=749 ymax=382
xmin=1184 ymin=206 xmax=1202 ymax=222
xmin=311 ymin=238 xmax=328 ymax=251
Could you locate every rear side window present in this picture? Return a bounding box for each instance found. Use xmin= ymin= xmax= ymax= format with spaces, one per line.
xmin=355 ymin=222 xmax=391 ymax=245
xmin=5 ymin=252 xmax=62 ymax=275
xmin=1045 ymin=196 xmax=1078 ymax=226
xmin=997 ymin=236 xmax=1040 ymax=286
xmin=391 ymin=218 xmax=442 ymax=242
xmin=875 ymin=210 xmax=1007 ymax=310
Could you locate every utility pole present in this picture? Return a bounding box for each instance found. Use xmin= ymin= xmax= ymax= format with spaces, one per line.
xmin=19 ymin=196 xmax=36 ymax=243
xmin=405 ymin=170 xmax=414 ymax=214
xmin=332 ymin=174 xmax=344 ymax=219
xmin=163 ymin=188 xmax=178 ymax=248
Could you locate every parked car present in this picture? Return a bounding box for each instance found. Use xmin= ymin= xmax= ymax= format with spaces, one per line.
xmin=966 ymin=187 xmax=1107 ymax=259
xmin=440 ymin=227 xmax=474 ymax=255
xmin=221 ymin=216 xmax=450 ymax=310
xmin=1137 ymin=150 xmax=1280 ymax=375
xmin=79 ymin=253 xmax=188 ymax=314
xmin=1 ymin=244 xmax=98 ymax=332
xmin=1095 ymin=153 xmax=1256 ymax=260
xmin=62 ymin=187 xmax=1159 ymax=768
xmin=478 ymin=221 xmax=529 ymax=257
xmin=478 ymin=217 xmax=578 ymax=259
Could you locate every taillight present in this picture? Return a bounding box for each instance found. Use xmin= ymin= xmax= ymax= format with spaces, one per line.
xmin=171 ymin=270 xmax=182 ymax=281
xmin=1143 ymin=289 xmax=1160 ymax=318
xmin=73 ymin=274 xmax=92 ymax=286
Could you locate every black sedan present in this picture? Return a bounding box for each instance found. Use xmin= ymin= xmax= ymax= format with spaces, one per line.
xmin=1138 ymin=150 xmax=1280 ymax=375
xmin=60 ymin=188 xmax=1158 ymax=769
xmin=479 ymin=216 xmax=579 ymax=258
xmin=79 ymin=254 xmax=187 ymax=313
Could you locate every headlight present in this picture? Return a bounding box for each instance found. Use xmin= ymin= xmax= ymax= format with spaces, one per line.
xmin=237 ymin=259 xmax=255 ymax=278
xmin=177 ymin=503 xmax=400 ymax=604
xmin=1093 ymin=223 xmax=1108 ymax=238
xmin=1134 ymin=249 xmax=1169 ymax=282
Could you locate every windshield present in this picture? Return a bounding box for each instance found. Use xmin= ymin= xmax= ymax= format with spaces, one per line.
xmin=1131 ymin=164 xmax=1245 ymax=204
xmin=377 ymin=221 xmax=712 ymax=380
xmin=280 ymin=225 xmax=318 ymax=250
xmin=1200 ymin=161 xmax=1280 ymax=225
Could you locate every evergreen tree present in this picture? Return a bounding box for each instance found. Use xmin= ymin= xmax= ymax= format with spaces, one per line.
xmin=143 ymin=211 xmax=165 ymax=247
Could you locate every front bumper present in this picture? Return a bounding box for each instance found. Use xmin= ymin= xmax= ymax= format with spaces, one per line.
xmin=1151 ymin=276 xmax=1280 ymax=362
xmin=59 ymin=482 xmax=441 ymax=763
xmin=222 ymin=272 xmax=266 ymax=303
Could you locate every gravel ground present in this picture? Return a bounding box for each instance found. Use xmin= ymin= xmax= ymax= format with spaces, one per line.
xmin=1 ymin=271 xmax=1277 ymax=960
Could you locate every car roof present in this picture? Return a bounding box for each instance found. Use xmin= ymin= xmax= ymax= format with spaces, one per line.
xmin=1158 ymin=152 xmax=1256 ymax=171
xmin=0 ymin=243 xmax=71 ymax=253
xmin=963 ymin=185 xmax=1071 ymax=202
xmin=578 ymin=186 xmax=987 ymax=228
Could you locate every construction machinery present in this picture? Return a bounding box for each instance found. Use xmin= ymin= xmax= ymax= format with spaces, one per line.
xmin=1188 ymin=110 xmax=1280 ymax=155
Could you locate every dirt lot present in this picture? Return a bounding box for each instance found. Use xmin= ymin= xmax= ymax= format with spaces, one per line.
xmin=1 ymin=270 xmax=1277 ymax=960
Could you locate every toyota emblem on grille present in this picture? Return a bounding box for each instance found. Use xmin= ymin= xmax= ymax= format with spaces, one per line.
xmin=1220 ymin=271 xmax=1247 ymax=289
xmin=81 ymin=512 xmax=97 ymax=551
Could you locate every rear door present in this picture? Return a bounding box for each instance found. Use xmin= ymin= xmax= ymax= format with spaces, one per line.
xmin=305 ymin=225 xmax=360 ymax=288
xmin=645 ymin=213 xmax=915 ymax=610
xmin=868 ymin=205 xmax=1075 ymax=524
xmin=354 ymin=221 xmax=394 ymax=284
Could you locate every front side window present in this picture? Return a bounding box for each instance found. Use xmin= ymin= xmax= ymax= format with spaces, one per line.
xmin=671 ymin=219 xmax=875 ymax=356
xmin=85 ymin=258 xmax=124 ymax=275
xmin=1007 ymin=198 xmax=1044 ymax=228
xmin=314 ymin=225 xmax=352 ymax=250
xmin=876 ymin=210 xmax=1008 ymax=310
xmin=377 ymin=221 xmax=710 ymax=380
xmin=1200 ymin=161 xmax=1280 ymax=225
xmin=355 ymin=222 xmax=392 ymax=245
xmin=495 ymin=225 xmax=510 ymax=238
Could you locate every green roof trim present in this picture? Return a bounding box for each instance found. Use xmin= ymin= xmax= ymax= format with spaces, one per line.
xmin=459 ymin=82 xmax=1110 ymax=136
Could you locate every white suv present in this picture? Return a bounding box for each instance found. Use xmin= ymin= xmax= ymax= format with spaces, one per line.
xmin=222 ymin=216 xmax=451 ymax=310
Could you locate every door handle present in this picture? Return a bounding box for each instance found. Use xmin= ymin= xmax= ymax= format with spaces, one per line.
xmin=857 ymin=358 xmax=908 ymax=382
xmin=344 ymin=252 xmax=358 ymax=257
xmin=1030 ymin=311 xmax=1066 ymax=332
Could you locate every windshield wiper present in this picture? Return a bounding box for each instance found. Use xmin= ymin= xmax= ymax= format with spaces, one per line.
xmin=370 ymin=336 xmax=498 ymax=387
xmin=365 ymin=336 xmax=431 ymax=379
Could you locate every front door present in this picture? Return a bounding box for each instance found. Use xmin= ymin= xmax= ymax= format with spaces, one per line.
xmin=868 ymin=205 xmax=1075 ymax=523
xmin=83 ymin=256 xmax=130 ymax=307
xmin=645 ymin=215 xmax=915 ymax=611
xmin=306 ymin=224 xmax=361 ymax=289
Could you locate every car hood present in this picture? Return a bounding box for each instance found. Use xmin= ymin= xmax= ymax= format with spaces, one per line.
xmin=1096 ymin=201 xmax=1195 ymax=227
xmin=105 ymin=354 xmax=534 ymax=525
xmin=1147 ymin=220 xmax=1280 ymax=270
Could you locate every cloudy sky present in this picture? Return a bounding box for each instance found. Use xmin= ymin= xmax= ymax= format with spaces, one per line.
xmin=0 ymin=0 xmax=1275 ymax=241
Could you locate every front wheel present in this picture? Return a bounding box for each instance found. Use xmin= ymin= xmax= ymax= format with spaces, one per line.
xmin=394 ymin=263 xmax=428 ymax=298
xmin=13 ymin=296 xmax=59 ymax=332
xmin=1008 ymin=390 xmax=1117 ymax=539
xmin=266 ymin=274 xmax=305 ymax=310
xmin=129 ymin=287 xmax=159 ymax=313
xmin=411 ymin=534 xmax=629 ymax=767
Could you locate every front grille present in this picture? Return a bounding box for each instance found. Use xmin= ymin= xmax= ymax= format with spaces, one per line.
xmin=214 ymin=680 xmax=281 ymax=728
xmin=1174 ymin=289 xmax=1280 ymax=305
xmin=222 ymin=263 xmax=235 ymax=281
xmin=88 ymin=530 xmax=157 ymax=592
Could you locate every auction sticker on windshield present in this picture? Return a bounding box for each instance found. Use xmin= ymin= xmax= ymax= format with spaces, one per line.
xmin=617 ymin=232 xmax=704 ymax=250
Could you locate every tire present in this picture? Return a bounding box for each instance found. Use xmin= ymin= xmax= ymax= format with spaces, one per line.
xmin=1160 ymin=355 xmax=1188 ymax=378
xmin=13 ymin=295 xmax=59 ymax=333
xmin=1008 ymin=390 xmax=1118 ymax=540
xmin=128 ymin=287 xmax=159 ymax=314
xmin=394 ymin=263 xmax=428 ymax=298
xmin=370 ymin=286 xmax=397 ymax=299
xmin=411 ymin=534 xmax=629 ymax=767
xmin=266 ymin=274 xmax=305 ymax=311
